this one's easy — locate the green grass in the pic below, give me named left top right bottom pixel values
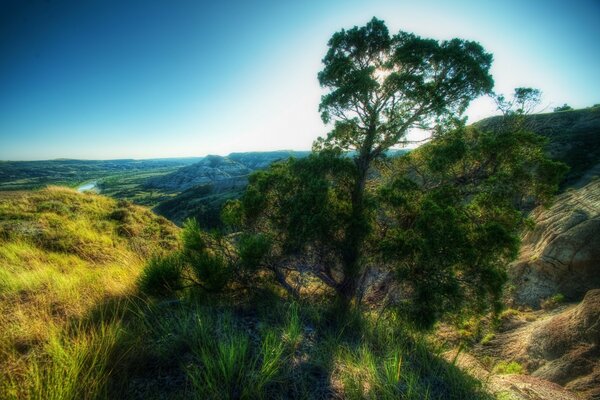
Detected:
left=493, top=361, right=524, bottom=375
left=0, top=187, right=178, bottom=399
left=0, top=188, right=492, bottom=399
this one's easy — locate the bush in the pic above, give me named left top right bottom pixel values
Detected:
left=189, top=252, right=232, bottom=292
left=238, top=233, right=271, bottom=270
left=138, top=254, right=183, bottom=296
left=541, top=293, right=565, bottom=310
left=493, top=360, right=524, bottom=375
left=554, top=104, right=573, bottom=112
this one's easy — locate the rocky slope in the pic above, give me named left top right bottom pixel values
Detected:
left=509, top=179, right=600, bottom=307
left=475, top=290, right=600, bottom=399
left=444, top=108, right=600, bottom=399
left=145, top=154, right=251, bottom=192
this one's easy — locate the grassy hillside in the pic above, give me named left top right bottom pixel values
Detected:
left=0, top=188, right=488, bottom=399
left=0, top=187, right=178, bottom=399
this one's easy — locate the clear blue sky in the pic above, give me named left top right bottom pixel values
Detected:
left=1, top=0, right=598, bottom=160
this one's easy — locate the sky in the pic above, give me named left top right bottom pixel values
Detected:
left=0, top=0, right=599, bottom=160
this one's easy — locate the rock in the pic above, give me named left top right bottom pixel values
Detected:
left=444, top=350, right=578, bottom=400
left=478, top=290, right=600, bottom=399
left=509, top=179, right=600, bottom=308
left=528, top=290, right=600, bottom=398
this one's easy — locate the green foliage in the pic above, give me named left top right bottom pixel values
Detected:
left=181, top=218, right=206, bottom=252
left=316, top=17, right=493, bottom=154
left=138, top=253, right=183, bottom=296
left=314, top=17, right=494, bottom=301
left=241, top=151, right=355, bottom=253
left=554, top=103, right=573, bottom=112
left=238, top=233, right=271, bottom=270
left=376, top=118, right=566, bottom=327
left=493, top=360, right=524, bottom=375
left=223, top=18, right=566, bottom=329
left=221, top=199, right=245, bottom=228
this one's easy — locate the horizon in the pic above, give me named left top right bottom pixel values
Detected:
left=1, top=0, right=599, bottom=160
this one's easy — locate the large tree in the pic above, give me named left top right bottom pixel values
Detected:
left=142, top=20, right=565, bottom=327
left=314, top=17, right=494, bottom=299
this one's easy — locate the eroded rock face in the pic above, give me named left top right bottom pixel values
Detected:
left=510, top=179, right=600, bottom=308
left=528, top=290, right=600, bottom=396
left=480, top=290, right=600, bottom=399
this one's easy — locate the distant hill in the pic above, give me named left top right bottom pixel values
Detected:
left=146, top=151, right=310, bottom=192
left=148, top=151, right=310, bottom=226
left=0, top=158, right=203, bottom=191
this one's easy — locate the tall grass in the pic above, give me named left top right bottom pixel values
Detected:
left=0, top=188, right=177, bottom=399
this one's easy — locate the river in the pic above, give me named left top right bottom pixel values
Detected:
left=77, top=181, right=99, bottom=193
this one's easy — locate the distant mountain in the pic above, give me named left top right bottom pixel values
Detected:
left=145, top=151, right=310, bottom=192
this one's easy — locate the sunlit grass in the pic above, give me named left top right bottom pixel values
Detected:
left=0, top=187, right=177, bottom=399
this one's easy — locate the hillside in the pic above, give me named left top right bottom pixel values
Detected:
left=477, top=107, right=600, bottom=187
left=0, top=187, right=178, bottom=398
left=0, top=188, right=490, bottom=399
left=149, top=151, right=310, bottom=226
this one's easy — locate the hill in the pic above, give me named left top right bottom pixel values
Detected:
left=0, top=187, right=178, bottom=398
left=0, top=188, right=489, bottom=399
left=477, top=107, right=600, bottom=187
left=146, top=151, right=310, bottom=192
left=149, top=151, right=310, bottom=227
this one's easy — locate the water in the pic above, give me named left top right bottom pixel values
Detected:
left=77, top=181, right=98, bottom=193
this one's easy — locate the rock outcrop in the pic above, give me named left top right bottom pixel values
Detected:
left=509, top=179, right=600, bottom=308
left=445, top=350, right=579, bottom=400
left=478, top=289, right=600, bottom=399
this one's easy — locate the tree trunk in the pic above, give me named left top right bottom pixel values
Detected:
left=339, top=153, right=370, bottom=303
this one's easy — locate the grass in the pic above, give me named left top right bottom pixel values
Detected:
left=540, top=293, right=566, bottom=310
left=0, top=188, right=492, bottom=399
left=493, top=361, right=524, bottom=375
left=0, top=187, right=177, bottom=399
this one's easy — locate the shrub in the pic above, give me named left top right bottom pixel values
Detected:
left=494, top=360, right=524, bottom=374
left=553, top=104, right=573, bottom=112
left=138, top=254, right=183, bottom=296
left=238, top=233, right=271, bottom=271
left=188, top=252, right=232, bottom=292
left=541, top=293, right=565, bottom=310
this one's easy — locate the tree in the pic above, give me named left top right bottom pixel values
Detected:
left=314, top=17, right=494, bottom=300
left=554, top=103, right=573, bottom=112
left=147, top=19, right=565, bottom=328
left=375, top=106, right=567, bottom=327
